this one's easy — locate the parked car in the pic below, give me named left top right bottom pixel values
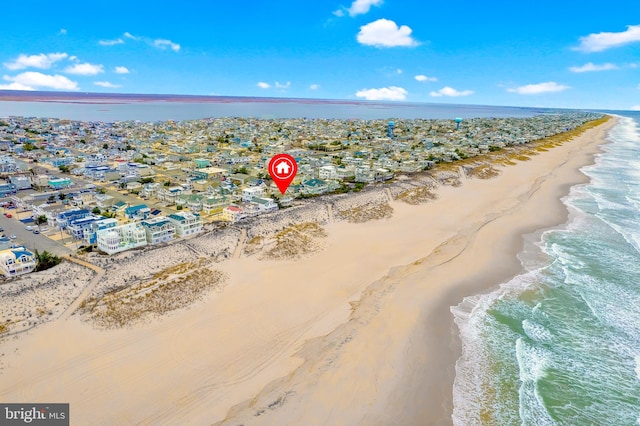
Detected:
left=25, top=226, right=33, bottom=231
left=40, top=226, right=49, bottom=232
left=0, top=227, right=4, bottom=232
left=9, top=234, right=16, bottom=239
left=4, top=213, right=12, bottom=218
left=32, top=229, right=40, bottom=234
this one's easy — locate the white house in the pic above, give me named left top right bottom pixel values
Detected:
left=318, top=165, right=337, bottom=180
left=0, top=246, right=36, bottom=278
left=140, top=216, right=177, bottom=244
left=166, top=212, right=203, bottom=237
left=96, top=223, right=148, bottom=255
left=241, top=186, right=265, bottom=202
left=251, top=197, right=278, bottom=212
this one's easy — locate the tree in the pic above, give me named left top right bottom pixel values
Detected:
left=35, top=215, right=47, bottom=225
left=58, top=165, right=70, bottom=173
left=58, top=193, right=67, bottom=201
left=47, top=195, right=56, bottom=202
left=34, top=250, right=61, bottom=272
left=92, top=207, right=101, bottom=215
left=23, top=142, right=36, bottom=151
left=102, top=143, right=109, bottom=150
left=96, top=187, right=106, bottom=194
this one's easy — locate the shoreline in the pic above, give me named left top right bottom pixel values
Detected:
left=0, top=118, right=617, bottom=425
left=216, top=117, right=618, bottom=425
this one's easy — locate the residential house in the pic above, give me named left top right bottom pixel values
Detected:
left=140, top=216, right=177, bottom=244
left=48, top=177, right=72, bottom=190
left=301, top=178, right=329, bottom=195
left=57, top=208, right=90, bottom=229
left=86, top=218, right=118, bottom=245
left=96, top=222, right=148, bottom=255
left=242, top=186, right=265, bottom=202
left=251, top=197, right=278, bottom=212
left=124, top=204, right=151, bottom=220
left=0, top=246, right=36, bottom=278
left=221, top=205, right=245, bottom=222
left=166, top=212, right=203, bottom=237
left=9, top=175, right=32, bottom=190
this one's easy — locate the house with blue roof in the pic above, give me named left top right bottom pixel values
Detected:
left=67, top=215, right=101, bottom=241
left=124, top=204, right=151, bottom=220
left=140, top=216, right=177, bottom=244
left=166, top=212, right=203, bottom=237
left=86, top=218, right=118, bottom=244
left=57, top=208, right=90, bottom=229
left=0, top=246, right=36, bottom=278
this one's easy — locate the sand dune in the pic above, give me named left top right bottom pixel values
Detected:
left=0, top=118, right=616, bottom=425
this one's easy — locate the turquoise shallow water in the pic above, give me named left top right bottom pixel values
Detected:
left=452, top=114, right=640, bottom=425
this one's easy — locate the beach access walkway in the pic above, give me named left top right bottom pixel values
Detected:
left=59, top=255, right=105, bottom=320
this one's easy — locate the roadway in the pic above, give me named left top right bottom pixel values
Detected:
left=0, top=210, right=72, bottom=257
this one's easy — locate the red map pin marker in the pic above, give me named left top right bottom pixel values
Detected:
left=268, top=153, right=298, bottom=194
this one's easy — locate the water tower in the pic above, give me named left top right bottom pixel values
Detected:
left=387, top=121, right=395, bottom=138
left=455, top=117, right=463, bottom=130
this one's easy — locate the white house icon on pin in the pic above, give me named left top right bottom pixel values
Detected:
left=275, top=161, right=291, bottom=175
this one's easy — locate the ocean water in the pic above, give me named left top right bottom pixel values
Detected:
left=452, top=114, right=640, bottom=425
left=0, top=97, right=559, bottom=122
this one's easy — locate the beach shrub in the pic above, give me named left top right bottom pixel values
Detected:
left=34, top=250, right=61, bottom=272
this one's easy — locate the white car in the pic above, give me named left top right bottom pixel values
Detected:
left=25, top=226, right=33, bottom=231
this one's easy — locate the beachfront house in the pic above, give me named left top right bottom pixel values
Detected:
left=96, top=222, right=148, bottom=255
left=301, top=178, right=329, bottom=195
left=166, top=212, right=203, bottom=237
left=0, top=246, right=36, bottom=278
left=221, top=205, right=246, bottom=222
left=86, top=218, right=118, bottom=245
left=251, top=197, right=278, bottom=212
left=140, top=216, right=177, bottom=244
left=241, top=186, right=265, bottom=202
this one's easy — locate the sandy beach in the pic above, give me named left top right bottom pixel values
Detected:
left=0, top=117, right=616, bottom=425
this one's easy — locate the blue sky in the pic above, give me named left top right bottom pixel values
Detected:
left=0, top=0, right=639, bottom=110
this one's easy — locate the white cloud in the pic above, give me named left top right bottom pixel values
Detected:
left=569, top=62, right=618, bottom=73
left=429, top=86, right=474, bottom=97
left=123, top=32, right=138, bottom=40
left=631, top=105, right=640, bottom=111
left=348, top=0, right=383, bottom=16
left=507, top=81, right=569, bottom=95
left=94, top=81, right=121, bottom=88
left=275, top=81, right=291, bottom=89
left=257, top=82, right=271, bottom=89
left=154, top=39, right=180, bottom=52
left=0, top=82, right=36, bottom=91
left=355, top=86, right=407, bottom=101
left=114, top=66, right=130, bottom=74
left=576, top=25, right=640, bottom=52
left=415, top=74, right=437, bottom=82
left=396, top=68, right=403, bottom=74
left=64, top=62, right=104, bottom=76
left=59, top=29, right=67, bottom=35
left=332, top=9, right=345, bottom=17
left=3, top=72, right=78, bottom=90
left=357, top=19, right=418, bottom=48
left=4, top=53, right=68, bottom=70
left=310, top=84, right=319, bottom=90
left=99, top=38, right=124, bottom=46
